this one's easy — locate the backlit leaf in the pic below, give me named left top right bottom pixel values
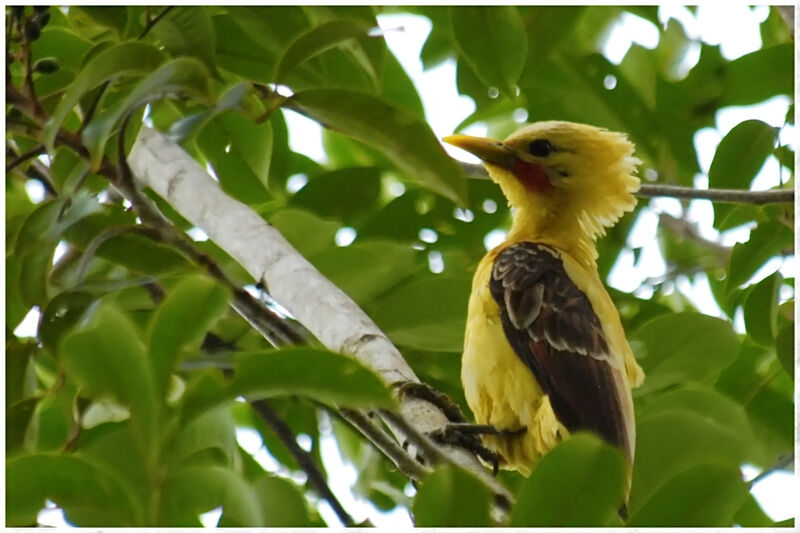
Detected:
left=288, top=88, right=467, bottom=205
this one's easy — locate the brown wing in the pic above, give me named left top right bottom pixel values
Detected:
left=489, top=242, right=632, bottom=460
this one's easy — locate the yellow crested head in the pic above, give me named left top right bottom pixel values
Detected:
left=444, top=121, right=640, bottom=267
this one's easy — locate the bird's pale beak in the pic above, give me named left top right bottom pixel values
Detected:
left=443, top=134, right=515, bottom=170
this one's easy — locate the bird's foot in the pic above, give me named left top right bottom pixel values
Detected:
left=441, top=422, right=527, bottom=439
left=428, top=423, right=504, bottom=476
left=392, top=381, right=468, bottom=423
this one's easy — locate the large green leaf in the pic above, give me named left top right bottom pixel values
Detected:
left=6, top=453, right=142, bottom=526
left=169, top=405, right=238, bottom=469
left=775, top=322, right=794, bottom=380
left=82, top=57, right=212, bottom=169
left=212, top=13, right=276, bottom=84
left=743, top=272, right=782, bottom=345
left=369, top=275, right=471, bottom=352
left=268, top=208, right=339, bottom=257
left=42, top=42, right=165, bottom=151
left=412, top=465, right=490, bottom=526
left=60, top=302, right=159, bottom=458
left=70, top=6, right=129, bottom=39
left=709, top=120, right=778, bottom=227
left=726, top=221, right=793, bottom=291
left=151, top=7, right=219, bottom=77
left=629, top=464, right=749, bottom=526
left=630, top=312, right=740, bottom=394
left=287, top=88, right=467, bottom=205
left=160, top=466, right=262, bottom=526
left=39, top=290, right=97, bottom=354
left=722, top=43, right=793, bottom=106
left=231, top=348, right=393, bottom=408
left=451, top=6, right=527, bottom=99
left=275, top=19, right=371, bottom=83
left=310, top=240, right=421, bottom=305
left=630, top=404, right=750, bottom=516
left=510, top=433, right=627, bottom=527
left=289, top=166, right=381, bottom=221
left=196, top=110, right=273, bottom=204
left=253, top=475, right=314, bottom=526
left=148, top=274, right=231, bottom=396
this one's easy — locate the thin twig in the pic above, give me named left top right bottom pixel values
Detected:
left=458, top=161, right=795, bottom=205
left=138, top=6, right=174, bottom=39
left=5, top=143, right=44, bottom=172
left=17, top=13, right=43, bottom=117
left=747, top=452, right=794, bottom=488
left=637, top=184, right=794, bottom=205
left=250, top=399, right=355, bottom=527
left=339, top=408, right=431, bottom=481
left=78, top=81, right=110, bottom=134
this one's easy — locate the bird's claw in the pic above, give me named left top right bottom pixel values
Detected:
left=392, top=381, right=468, bottom=423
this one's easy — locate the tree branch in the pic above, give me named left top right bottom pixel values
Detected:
left=127, top=126, right=513, bottom=516
left=457, top=161, right=795, bottom=205
left=250, top=399, right=356, bottom=527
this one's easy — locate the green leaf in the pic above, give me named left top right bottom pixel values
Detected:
left=775, top=322, right=794, bottom=380
left=151, top=7, right=219, bottom=78
left=39, top=290, right=97, bottom=354
left=268, top=208, right=338, bottom=257
left=14, top=193, right=101, bottom=255
left=310, top=240, right=421, bottom=305
left=451, top=7, right=527, bottom=99
left=170, top=405, right=238, bottom=468
left=630, top=407, right=749, bottom=516
left=510, top=433, right=627, bottom=526
left=6, top=453, right=142, bottom=526
left=289, top=166, right=381, bottom=221
left=82, top=57, right=212, bottom=169
left=212, top=13, right=276, bottom=84
left=160, top=466, right=262, bottom=526
left=722, top=44, right=793, bottom=106
left=369, top=275, right=471, bottom=352
left=19, top=243, right=56, bottom=308
left=726, top=221, right=792, bottom=290
left=7, top=398, right=38, bottom=455
left=71, top=6, right=129, bottom=39
left=629, top=464, right=748, bottom=526
left=149, top=274, right=231, bottom=396
left=744, top=272, right=782, bottom=345
left=734, top=494, right=774, bottom=527
left=630, top=312, right=740, bottom=394
left=288, top=88, right=468, bottom=205
left=166, top=82, right=251, bottom=142
left=710, top=120, right=777, bottom=227
left=42, top=42, right=165, bottom=151
left=196, top=110, right=273, bottom=204
left=275, top=19, right=371, bottom=83
left=253, top=475, right=314, bottom=526
left=231, top=348, right=393, bottom=408
left=413, top=465, right=490, bottom=526
left=60, top=303, right=158, bottom=457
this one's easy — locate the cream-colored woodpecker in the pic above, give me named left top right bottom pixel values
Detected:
left=444, top=121, right=645, bottom=506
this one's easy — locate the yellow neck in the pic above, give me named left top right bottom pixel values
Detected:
left=505, top=197, right=599, bottom=270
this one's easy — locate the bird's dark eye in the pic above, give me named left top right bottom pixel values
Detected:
left=528, top=139, right=554, bottom=157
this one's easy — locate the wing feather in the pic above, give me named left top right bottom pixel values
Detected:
left=489, top=242, right=633, bottom=461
